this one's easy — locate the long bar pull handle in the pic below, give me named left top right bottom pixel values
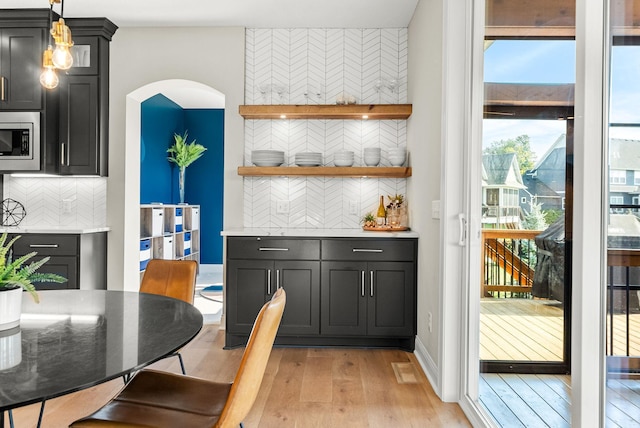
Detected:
left=458, top=213, right=467, bottom=246
left=267, top=269, right=272, bottom=294
left=258, top=247, right=289, bottom=252
left=361, top=270, right=365, bottom=297
left=370, top=271, right=374, bottom=297
left=276, top=269, right=281, bottom=290
left=353, top=248, right=383, bottom=253
left=61, top=143, right=66, bottom=166
left=29, top=244, right=59, bottom=248
left=0, top=77, right=5, bottom=101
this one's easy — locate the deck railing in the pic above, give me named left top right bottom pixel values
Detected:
left=607, top=249, right=640, bottom=360
left=481, top=229, right=542, bottom=297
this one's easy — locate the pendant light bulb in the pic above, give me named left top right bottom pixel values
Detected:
left=51, top=18, right=74, bottom=70
left=40, top=45, right=58, bottom=89
left=52, top=45, right=73, bottom=70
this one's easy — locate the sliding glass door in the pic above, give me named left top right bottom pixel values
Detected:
left=479, top=12, right=575, bottom=375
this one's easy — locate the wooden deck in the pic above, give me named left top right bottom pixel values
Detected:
left=481, top=297, right=640, bottom=361
left=480, top=374, right=640, bottom=427
left=481, top=298, right=564, bottom=361
left=480, top=298, right=640, bottom=427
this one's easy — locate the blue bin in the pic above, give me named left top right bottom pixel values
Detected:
left=140, top=239, right=151, bottom=270
left=175, top=207, right=183, bottom=232
left=184, top=231, right=191, bottom=255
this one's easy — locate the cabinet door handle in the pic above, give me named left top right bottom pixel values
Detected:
left=258, top=247, right=289, bottom=252
left=29, top=244, right=59, bottom=248
left=61, top=143, right=66, bottom=166
left=276, top=269, right=281, bottom=290
left=361, top=270, right=365, bottom=296
left=353, top=248, right=383, bottom=253
left=267, top=269, right=272, bottom=294
left=0, top=77, right=5, bottom=101
left=370, top=271, right=374, bottom=297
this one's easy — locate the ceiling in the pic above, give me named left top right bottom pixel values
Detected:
left=2, top=0, right=419, bottom=28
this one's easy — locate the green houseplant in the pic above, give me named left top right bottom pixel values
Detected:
left=167, top=131, right=207, bottom=204
left=0, top=233, right=67, bottom=331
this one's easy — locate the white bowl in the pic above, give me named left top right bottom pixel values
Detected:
left=389, top=157, right=405, bottom=166
left=364, top=157, right=380, bottom=166
left=334, top=159, right=354, bottom=167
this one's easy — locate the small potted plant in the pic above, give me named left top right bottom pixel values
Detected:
left=0, top=233, right=67, bottom=331
left=361, top=212, right=376, bottom=228
left=167, top=131, right=207, bottom=204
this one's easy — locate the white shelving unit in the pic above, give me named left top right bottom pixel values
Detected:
left=140, top=204, right=200, bottom=272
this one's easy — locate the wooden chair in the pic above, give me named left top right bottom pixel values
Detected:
left=70, top=288, right=286, bottom=428
left=140, top=259, right=198, bottom=374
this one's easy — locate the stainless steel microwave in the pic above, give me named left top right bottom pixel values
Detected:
left=0, top=111, right=40, bottom=171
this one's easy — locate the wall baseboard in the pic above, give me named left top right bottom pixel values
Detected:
left=414, top=335, right=441, bottom=398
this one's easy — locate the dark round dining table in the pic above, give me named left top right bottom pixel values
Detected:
left=0, top=290, right=203, bottom=418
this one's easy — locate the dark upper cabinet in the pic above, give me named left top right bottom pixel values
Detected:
left=0, top=27, right=44, bottom=110
left=58, top=74, right=99, bottom=175
left=54, top=19, right=116, bottom=176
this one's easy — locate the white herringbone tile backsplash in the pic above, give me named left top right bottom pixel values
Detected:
left=244, top=28, right=409, bottom=229
left=3, top=176, right=107, bottom=228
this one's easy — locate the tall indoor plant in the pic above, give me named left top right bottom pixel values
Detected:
left=167, top=131, right=207, bottom=204
left=0, top=234, right=67, bottom=331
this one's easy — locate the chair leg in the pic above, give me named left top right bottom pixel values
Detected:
left=177, top=352, right=186, bottom=375
left=36, top=401, right=45, bottom=428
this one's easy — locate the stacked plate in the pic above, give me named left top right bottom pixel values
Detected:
left=251, top=150, right=284, bottom=166
left=333, top=150, right=354, bottom=167
left=295, top=152, right=323, bottom=166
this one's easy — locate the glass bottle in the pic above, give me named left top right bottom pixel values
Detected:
left=376, top=196, right=386, bottom=226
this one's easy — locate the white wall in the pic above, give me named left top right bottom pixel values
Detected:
left=108, top=27, right=245, bottom=290
left=407, top=0, right=444, bottom=389
left=243, top=29, right=409, bottom=229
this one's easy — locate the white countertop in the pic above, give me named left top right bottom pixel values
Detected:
left=221, top=228, right=419, bottom=238
left=0, top=226, right=110, bottom=234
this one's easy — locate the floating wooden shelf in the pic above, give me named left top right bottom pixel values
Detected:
left=237, top=166, right=412, bottom=178
left=238, top=104, right=412, bottom=120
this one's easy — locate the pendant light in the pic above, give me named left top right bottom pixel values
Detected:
left=39, top=45, right=58, bottom=89
left=40, top=0, right=74, bottom=89
left=39, top=1, right=59, bottom=89
left=50, top=0, right=74, bottom=70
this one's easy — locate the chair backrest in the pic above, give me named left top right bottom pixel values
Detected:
left=215, top=288, right=286, bottom=428
left=140, top=259, right=198, bottom=304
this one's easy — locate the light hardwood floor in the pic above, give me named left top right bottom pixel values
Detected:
left=5, top=325, right=470, bottom=427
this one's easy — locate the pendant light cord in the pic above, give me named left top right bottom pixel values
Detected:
left=48, top=2, right=53, bottom=44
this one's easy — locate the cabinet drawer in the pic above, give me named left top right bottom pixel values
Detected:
left=227, top=237, right=320, bottom=260
left=321, top=239, right=416, bottom=262
left=12, top=234, right=79, bottom=256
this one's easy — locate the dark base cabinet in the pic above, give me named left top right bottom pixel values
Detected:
left=225, top=236, right=417, bottom=350
left=10, top=232, right=107, bottom=290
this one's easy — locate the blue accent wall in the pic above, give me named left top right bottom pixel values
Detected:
left=140, top=94, right=224, bottom=264
left=140, top=94, right=183, bottom=204
left=183, top=109, right=225, bottom=264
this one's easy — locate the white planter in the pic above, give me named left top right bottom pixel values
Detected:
left=0, top=327, right=21, bottom=369
left=0, top=287, right=22, bottom=331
